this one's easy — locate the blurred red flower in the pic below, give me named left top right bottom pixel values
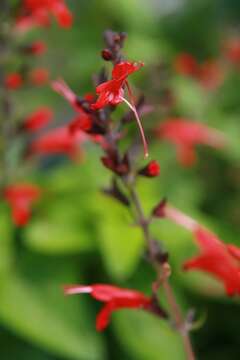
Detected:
left=28, top=41, right=47, bottom=56
left=24, top=107, right=53, bottom=132
left=23, top=0, right=73, bottom=29
left=174, top=53, right=224, bottom=90
left=4, top=184, right=41, bottom=226
left=174, top=53, right=199, bottom=77
left=198, top=60, right=223, bottom=90
left=223, top=38, right=240, bottom=65
left=29, top=68, right=49, bottom=86
left=156, top=118, right=225, bottom=166
left=31, top=125, right=86, bottom=159
left=64, top=284, right=151, bottom=331
left=4, top=73, right=23, bottom=90
left=184, top=227, right=240, bottom=296
left=52, top=79, right=83, bottom=113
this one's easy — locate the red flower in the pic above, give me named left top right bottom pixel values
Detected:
left=183, top=227, right=240, bottom=296
left=22, top=0, right=72, bottom=29
left=227, top=244, right=240, bottom=261
left=155, top=203, right=240, bottom=296
left=198, top=60, right=223, bottom=90
left=4, top=73, right=23, bottom=90
left=139, top=160, right=160, bottom=177
left=156, top=118, right=226, bottom=166
left=28, top=41, right=47, bottom=56
left=91, top=61, right=143, bottom=110
left=64, top=284, right=152, bottom=331
left=24, top=107, right=53, bottom=132
left=29, top=68, right=49, bottom=86
left=15, top=11, right=50, bottom=33
left=92, top=61, right=148, bottom=158
left=223, top=38, right=240, bottom=65
left=31, top=125, right=85, bottom=159
left=174, top=53, right=199, bottom=77
left=4, top=184, right=40, bottom=226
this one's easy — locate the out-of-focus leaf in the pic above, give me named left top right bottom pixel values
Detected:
left=0, top=260, right=105, bottom=360
left=0, top=205, right=14, bottom=275
left=24, top=156, right=104, bottom=254
left=172, top=77, right=206, bottom=118
left=113, top=310, right=185, bottom=360
left=24, top=218, right=95, bottom=254
left=93, top=194, right=144, bottom=280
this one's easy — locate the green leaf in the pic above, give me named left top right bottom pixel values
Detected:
left=0, top=205, right=14, bottom=276
left=0, top=261, right=105, bottom=360
left=113, top=310, right=185, bottom=360
left=24, top=218, right=95, bottom=254
left=93, top=194, right=144, bottom=280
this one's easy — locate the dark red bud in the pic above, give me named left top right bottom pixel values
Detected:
left=101, top=49, right=113, bottom=61
left=139, top=160, right=160, bottom=177
left=152, top=198, right=167, bottom=218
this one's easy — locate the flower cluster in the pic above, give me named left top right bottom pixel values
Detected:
left=2, top=0, right=73, bottom=227
left=16, top=0, right=73, bottom=32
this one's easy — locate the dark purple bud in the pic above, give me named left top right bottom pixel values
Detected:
left=101, top=49, right=113, bottom=61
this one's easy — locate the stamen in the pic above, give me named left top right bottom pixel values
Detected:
left=120, top=94, right=149, bottom=158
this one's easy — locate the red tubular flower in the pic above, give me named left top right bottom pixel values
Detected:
left=139, top=160, right=160, bottom=177
left=156, top=118, right=226, bottom=166
left=174, top=53, right=199, bottom=77
left=4, top=184, right=40, bottom=226
left=64, top=284, right=152, bottom=331
left=183, top=228, right=240, bottom=296
left=92, top=61, right=148, bottom=158
left=29, top=68, right=49, bottom=86
left=226, top=244, right=240, bottom=261
left=155, top=203, right=240, bottom=296
left=24, top=107, right=53, bottom=132
left=91, top=61, right=143, bottom=110
left=4, top=73, right=23, bottom=90
left=31, top=125, right=85, bottom=159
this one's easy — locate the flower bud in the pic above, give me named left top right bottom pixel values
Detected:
left=101, top=49, right=113, bottom=61
left=152, top=198, right=167, bottom=218
left=139, top=160, right=160, bottom=177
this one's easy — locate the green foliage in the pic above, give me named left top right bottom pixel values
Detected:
left=1, top=0, right=240, bottom=359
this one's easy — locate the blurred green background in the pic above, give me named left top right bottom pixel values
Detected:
left=1, top=0, right=240, bottom=359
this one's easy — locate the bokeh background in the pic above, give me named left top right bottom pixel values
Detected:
left=1, top=0, right=240, bottom=359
